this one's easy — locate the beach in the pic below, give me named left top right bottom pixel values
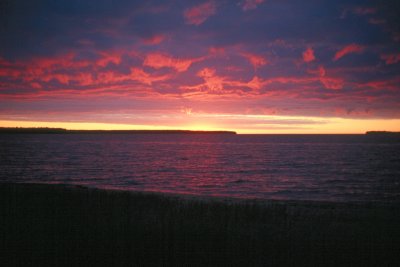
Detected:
left=1, top=183, right=399, bottom=266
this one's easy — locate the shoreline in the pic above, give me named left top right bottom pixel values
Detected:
left=1, top=183, right=399, bottom=266
left=4, top=181, right=398, bottom=206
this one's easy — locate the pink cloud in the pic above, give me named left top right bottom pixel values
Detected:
left=41, top=73, right=71, bottom=84
left=305, top=65, right=345, bottom=90
left=0, top=53, right=92, bottom=86
left=0, top=50, right=175, bottom=94
left=245, top=76, right=265, bottom=90
left=130, top=68, right=171, bottom=85
left=359, top=77, right=400, bottom=91
left=320, top=77, right=344, bottom=90
left=333, top=44, right=364, bottom=61
left=269, top=77, right=316, bottom=86
left=197, top=67, right=216, bottom=78
left=182, top=68, right=267, bottom=93
left=318, top=66, right=326, bottom=77
left=302, top=47, right=315, bottom=63
left=36, top=71, right=96, bottom=87
left=240, top=52, right=267, bottom=68
left=183, top=67, right=328, bottom=95
left=96, top=51, right=122, bottom=67
left=75, top=73, right=94, bottom=86
left=29, top=52, right=90, bottom=70
left=184, top=1, right=216, bottom=26
left=141, top=34, right=166, bottom=45
left=30, top=82, right=42, bottom=89
left=225, top=76, right=267, bottom=91
left=241, top=0, right=265, bottom=11
left=196, top=67, right=225, bottom=91
left=143, top=53, right=202, bottom=72
left=97, top=71, right=132, bottom=85
left=180, top=107, right=192, bottom=115
left=381, top=54, right=400, bottom=65
left=307, top=65, right=344, bottom=90
left=209, top=46, right=225, bottom=55
left=307, top=66, right=326, bottom=77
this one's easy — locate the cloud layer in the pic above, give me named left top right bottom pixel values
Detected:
left=0, top=0, right=399, bottom=131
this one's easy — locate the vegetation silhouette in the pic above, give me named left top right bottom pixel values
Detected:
left=0, top=127, right=236, bottom=134
left=1, top=183, right=399, bottom=266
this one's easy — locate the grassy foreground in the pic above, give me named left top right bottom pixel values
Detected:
left=1, top=183, right=399, bottom=266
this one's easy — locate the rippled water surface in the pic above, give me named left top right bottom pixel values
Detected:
left=1, top=134, right=399, bottom=202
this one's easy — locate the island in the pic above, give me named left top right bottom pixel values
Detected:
left=366, top=131, right=400, bottom=135
left=0, top=127, right=237, bottom=135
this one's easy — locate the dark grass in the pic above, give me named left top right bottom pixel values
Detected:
left=1, top=183, right=399, bottom=266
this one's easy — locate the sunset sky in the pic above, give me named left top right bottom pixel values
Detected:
left=1, top=0, right=399, bottom=133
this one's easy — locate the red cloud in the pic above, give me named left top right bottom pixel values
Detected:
left=143, top=53, right=203, bottom=72
left=302, top=47, right=315, bottom=63
left=184, top=1, right=216, bottom=26
left=241, top=0, right=265, bottom=11
left=240, top=52, right=267, bottom=68
left=333, top=44, right=364, bottom=61
left=381, top=54, right=400, bottom=65
left=0, top=66, right=21, bottom=79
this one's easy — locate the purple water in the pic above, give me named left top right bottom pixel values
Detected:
left=1, top=134, right=399, bottom=202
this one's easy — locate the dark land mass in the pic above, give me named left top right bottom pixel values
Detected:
left=366, top=131, right=400, bottom=135
left=0, top=127, right=236, bottom=134
left=1, top=183, right=399, bottom=267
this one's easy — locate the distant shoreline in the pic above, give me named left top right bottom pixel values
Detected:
left=365, top=131, right=400, bottom=135
left=2, top=127, right=400, bottom=135
left=0, top=127, right=236, bottom=135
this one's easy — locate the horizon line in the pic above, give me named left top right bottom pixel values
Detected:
left=2, top=126, right=397, bottom=135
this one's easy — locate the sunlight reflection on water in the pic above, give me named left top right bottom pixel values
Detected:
left=1, top=134, right=399, bottom=202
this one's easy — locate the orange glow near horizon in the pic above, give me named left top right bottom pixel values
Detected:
left=1, top=116, right=399, bottom=134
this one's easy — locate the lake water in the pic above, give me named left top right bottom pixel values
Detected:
left=1, top=134, right=399, bottom=202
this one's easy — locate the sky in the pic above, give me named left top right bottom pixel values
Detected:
left=0, top=0, right=399, bottom=133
